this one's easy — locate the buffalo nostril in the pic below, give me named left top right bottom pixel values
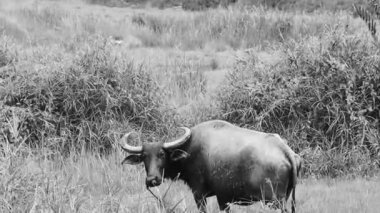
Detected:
left=146, top=176, right=161, bottom=187
left=146, top=176, right=156, bottom=186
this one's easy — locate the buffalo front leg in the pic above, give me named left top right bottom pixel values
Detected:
left=194, top=193, right=207, bottom=213
left=216, top=197, right=230, bottom=213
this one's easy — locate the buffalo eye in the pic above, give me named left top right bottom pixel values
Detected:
left=158, top=150, right=165, bottom=159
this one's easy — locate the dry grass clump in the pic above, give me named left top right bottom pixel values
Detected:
left=302, top=147, right=378, bottom=177
left=1, top=38, right=173, bottom=153
left=0, top=43, right=16, bottom=68
left=0, top=145, right=38, bottom=212
left=218, top=29, right=380, bottom=177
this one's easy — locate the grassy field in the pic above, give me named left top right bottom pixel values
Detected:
left=1, top=145, right=380, bottom=212
left=1, top=0, right=379, bottom=212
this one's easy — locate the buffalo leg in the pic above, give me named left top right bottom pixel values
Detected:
left=280, top=197, right=289, bottom=213
left=194, top=193, right=207, bottom=213
left=216, top=197, right=230, bottom=213
left=268, top=199, right=288, bottom=213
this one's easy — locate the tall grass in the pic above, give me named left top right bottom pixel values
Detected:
left=1, top=36, right=176, bottom=153
left=0, top=0, right=378, bottom=175
left=1, top=145, right=379, bottom=212
left=131, top=8, right=354, bottom=49
left=218, top=27, right=380, bottom=177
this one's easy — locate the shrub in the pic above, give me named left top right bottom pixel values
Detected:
left=218, top=31, right=380, bottom=176
left=1, top=39, right=172, bottom=153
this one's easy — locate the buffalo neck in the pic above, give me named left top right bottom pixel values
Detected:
left=163, top=159, right=187, bottom=181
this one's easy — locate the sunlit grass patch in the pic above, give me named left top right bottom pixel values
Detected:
left=298, top=177, right=380, bottom=213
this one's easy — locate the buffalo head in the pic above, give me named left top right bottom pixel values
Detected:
left=120, top=127, right=191, bottom=187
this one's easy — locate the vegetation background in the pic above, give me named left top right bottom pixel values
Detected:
left=1, top=0, right=379, bottom=212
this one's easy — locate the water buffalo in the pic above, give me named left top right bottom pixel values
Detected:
left=120, top=120, right=301, bottom=213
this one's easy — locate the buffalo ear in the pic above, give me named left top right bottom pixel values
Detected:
left=122, top=154, right=142, bottom=165
left=170, top=149, right=190, bottom=161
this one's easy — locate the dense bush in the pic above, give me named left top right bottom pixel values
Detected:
left=0, top=39, right=172, bottom=153
left=218, top=31, right=380, bottom=176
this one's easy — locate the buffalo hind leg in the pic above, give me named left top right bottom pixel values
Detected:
left=267, top=198, right=288, bottom=213
left=194, top=194, right=207, bottom=213
left=277, top=198, right=289, bottom=213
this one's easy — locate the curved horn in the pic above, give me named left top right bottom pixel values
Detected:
left=119, top=132, right=143, bottom=153
left=163, top=127, right=191, bottom=149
